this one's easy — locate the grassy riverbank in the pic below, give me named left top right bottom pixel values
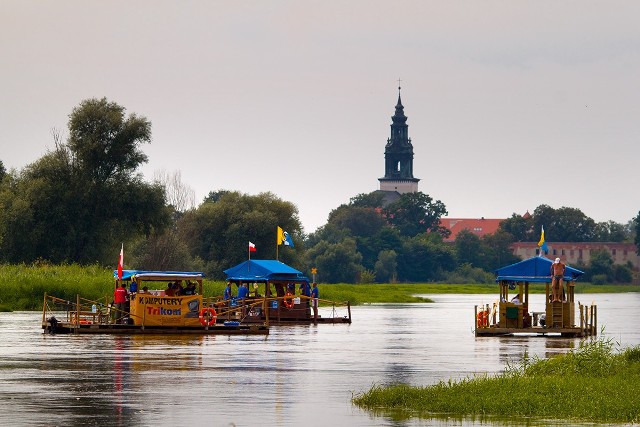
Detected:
left=353, top=338, right=640, bottom=424
left=0, top=263, right=637, bottom=311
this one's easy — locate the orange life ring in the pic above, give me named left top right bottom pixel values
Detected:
left=283, top=292, right=295, bottom=309
left=199, top=307, right=217, bottom=326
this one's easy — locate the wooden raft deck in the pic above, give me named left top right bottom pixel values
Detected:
left=475, top=325, right=596, bottom=338
left=42, top=320, right=269, bottom=335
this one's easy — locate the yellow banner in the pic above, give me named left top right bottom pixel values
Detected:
left=130, top=295, right=203, bottom=326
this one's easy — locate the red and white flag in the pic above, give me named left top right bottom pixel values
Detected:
left=248, top=241, right=256, bottom=252
left=117, top=244, right=124, bottom=280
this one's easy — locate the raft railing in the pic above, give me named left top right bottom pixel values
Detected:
left=205, top=294, right=352, bottom=324
left=42, top=293, right=115, bottom=328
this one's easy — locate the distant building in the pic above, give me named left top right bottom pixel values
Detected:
left=440, top=217, right=504, bottom=243
left=378, top=85, right=419, bottom=196
left=511, top=242, right=640, bottom=271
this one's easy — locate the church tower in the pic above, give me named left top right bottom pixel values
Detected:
left=378, top=85, right=420, bottom=193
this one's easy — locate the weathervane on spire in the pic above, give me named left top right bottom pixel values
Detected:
left=397, top=78, right=402, bottom=92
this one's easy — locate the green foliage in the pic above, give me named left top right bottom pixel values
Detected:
left=499, top=213, right=532, bottom=242
left=328, top=205, right=386, bottom=237
left=593, top=220, right=628, bottom=242
left=501, top=204, right=630, bottom=244
left=68, top=97, right=150, bottom=183
left=179, top=191, right=302, bottom=278
left=454, top=229, right=483, bottom=267
left=359, top=269, right=375, bottom=284
left=397, top=233, right=456, bottom=281
left=444, top=263, right=494, bottom=284
left=307, top=238, right=363, bottom=283
left=349, top=192, right=387, bottom=208
left=0, top=262, right=113, bottom=309
left=0, top=98, right=169, bottom=265
left=374, top=250, right=397, bottom=283
left=613, top=263, right=633, bottom=283
left=383, top=192, right=449, bottom=238
left=353, top=338, right=640, bottom=424
left=128, top=228, right=201, bottom=271
left=591, top=274, right=608, bottom=285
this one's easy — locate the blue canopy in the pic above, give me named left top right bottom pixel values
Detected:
left=114, top=270, right=205, bottom=281
left=495, top=256, right=583, bottom=283
left=224, top=260, right=308, bottom=283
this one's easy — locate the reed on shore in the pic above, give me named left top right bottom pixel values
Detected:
left=352, top=337, right=640, bottom=424
left=0, top=263, right=636, bottom=311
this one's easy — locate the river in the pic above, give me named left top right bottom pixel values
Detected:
left=0, top=293, right=638, bottom=426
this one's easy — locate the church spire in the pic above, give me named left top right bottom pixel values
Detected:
left=378, top=81, right=420, bottom=194
left=393, top=84, right=407, bottom=126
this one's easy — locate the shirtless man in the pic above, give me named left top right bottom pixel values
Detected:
left=550, top=257, right=566, bottom=302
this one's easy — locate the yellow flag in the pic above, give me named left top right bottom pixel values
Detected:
left=537, top=225, right=545, bottom=247
left=277, top=226, right=285, bottom=245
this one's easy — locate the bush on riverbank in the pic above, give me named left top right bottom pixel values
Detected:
left=0, top=263, right=113, bottom=310
left=352, top=337, right=640, bottom=424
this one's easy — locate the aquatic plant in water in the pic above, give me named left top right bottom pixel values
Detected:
left=353, top=335, right=640, bottom=424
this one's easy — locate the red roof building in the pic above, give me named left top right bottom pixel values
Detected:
left=440, top=217, right=504, bottom=243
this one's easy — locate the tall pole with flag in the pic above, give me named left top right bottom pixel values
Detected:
left=117, top=244, right=124, bottom=281
left=276, top=226, right=284, bottom=260
left=276, top=226, right=294, bottom=260
left=537, top=226, right=548, bottom=256
left=248, top=241, right=256, bottom=272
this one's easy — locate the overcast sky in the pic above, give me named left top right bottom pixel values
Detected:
left=2, top=1, right=639, bottom=233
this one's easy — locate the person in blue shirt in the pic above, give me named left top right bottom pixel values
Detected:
left=223, top=282, right=233, bottom=300
left=129, top=276, right=138, bottom=294
left=311, top=282, right=319, bottom=322
left=299, top=281, right=311, bottom=306
left=237, top=283, right=249, bottom=299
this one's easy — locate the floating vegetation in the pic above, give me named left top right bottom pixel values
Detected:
left=353, top=336, right=640, bottom=424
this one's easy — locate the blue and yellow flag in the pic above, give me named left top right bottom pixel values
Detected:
left=277, top=226, right=294, bottom=247
left=537, top=226, right=548, bottom=254
left=277, top=226, right=285, bottom=245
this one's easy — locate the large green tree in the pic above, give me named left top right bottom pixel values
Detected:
left=499, top=213, right=533, bottom=242
left=501, top=205, right=611, bottom=243
left=178, top=191, right=302, bottom=278
left=306, top=238, right=363, bottom=283
left=0, top=98, right=169, bottom=264
left=383, top=192, right=449, bottom=238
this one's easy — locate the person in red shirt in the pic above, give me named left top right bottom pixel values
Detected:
left=113, top=283, right=128, bottom=324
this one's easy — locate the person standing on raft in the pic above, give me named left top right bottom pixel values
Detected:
left=550, top=257, right=566, bottom=302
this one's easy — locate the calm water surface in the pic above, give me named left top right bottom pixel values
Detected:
left=1, top=293, right=638, bottom=427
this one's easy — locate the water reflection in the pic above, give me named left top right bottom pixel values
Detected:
left=0, top=293, right=638, bottom=426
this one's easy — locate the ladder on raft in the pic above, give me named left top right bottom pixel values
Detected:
left=551, top=301, right=563, bottom=327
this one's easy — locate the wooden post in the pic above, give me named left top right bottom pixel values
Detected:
left=593, top=305, right=597, bottom=335
left=474, top=305, right=478, bottom=336
left=42, top=292, right=47, bottom=325
left=75, top=294, right=81, bottom=332
left=579, top=304, right=584, bottom=336
left=347, top=301, right=351, bottom=323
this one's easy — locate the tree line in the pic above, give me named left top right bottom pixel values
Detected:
left=1, top=98, right=638, bottom=283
